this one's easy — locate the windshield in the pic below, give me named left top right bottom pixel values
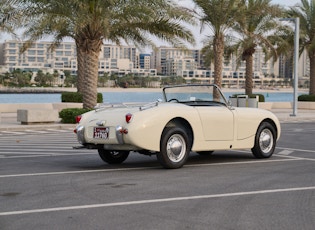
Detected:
left=163, top=84, right=228, bottom=105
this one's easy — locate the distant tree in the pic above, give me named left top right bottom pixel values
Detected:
left=52, top=70, right=59, bottom=85
left=98, top=73, right=110, bottom=87
left=34, top=70, right=52, bottom=86
left=287, top=0, right=315, bottom=95
left=193, top=0, right=241, bottom=90
left=228, top=0, right=283, bottom=95
left=8, top=69, right=32, bottom=87
left=64, top=74, right=76, bottom=87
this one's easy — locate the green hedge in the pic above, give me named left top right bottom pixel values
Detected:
left=231, top=94, right=265, bottom=102
left=59, top=108, right=91, bottom=124
left=298, top=94, right=315, bottom=101
left=61, top=92, right=103, bottom=103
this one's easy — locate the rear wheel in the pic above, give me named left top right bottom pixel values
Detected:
left=157, top=127, right=191, bottom=169
left=251, top=122, right=276, bottom=158
left=98, top=148, right=130, bottom=164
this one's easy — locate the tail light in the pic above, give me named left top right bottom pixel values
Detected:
left=75, top=115, right=82, bottom=123
left=125, top=113, right=133, bottom=123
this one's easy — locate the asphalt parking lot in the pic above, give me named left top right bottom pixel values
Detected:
left=0, top=122, right=314, bottom=230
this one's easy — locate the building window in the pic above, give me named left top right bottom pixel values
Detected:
left=28, top=50, right=36, bottom=55
left=28, top=57, right=36, bottom=62
left=56, top=51, right=63, bottom=56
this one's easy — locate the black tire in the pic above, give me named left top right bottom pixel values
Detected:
left=157, top=127, right=191, bottom=169
left=251, top=122, right=276, bottom=158
left=197, top=151, right=214, bottom=156
left=98, top=148, right=130, bottom=164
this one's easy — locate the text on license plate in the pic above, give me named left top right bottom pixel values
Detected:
left=93, top=127, right=109, bottom=139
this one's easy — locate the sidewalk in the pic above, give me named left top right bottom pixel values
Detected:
left=0, top=109, right=314, bottom=132
left=0, top=112, right=75, bottom=131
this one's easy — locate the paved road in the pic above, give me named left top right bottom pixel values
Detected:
left=0, top=123, right=314, bottom=230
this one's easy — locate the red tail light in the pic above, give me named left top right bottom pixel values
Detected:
left=125, top=113, right=133, bottom=123
left=75, top=115, right=82, bottom=123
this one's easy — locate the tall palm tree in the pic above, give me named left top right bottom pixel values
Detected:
left=23, top=0, right=195, bottom=108
left=229, top=0, right=283, bottom=95
left=287, top=0, right=315, bottom=95
left=193, top=0, right=241, bottom=90
left=0, top=0, right=25, bottom=39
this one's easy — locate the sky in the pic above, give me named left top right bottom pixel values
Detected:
left=272, top=0, right=300, bottom=6
left=0, top=0, right=304, bottom=48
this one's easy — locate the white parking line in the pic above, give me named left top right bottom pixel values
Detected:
left=0, top=158, right=302, bottom=179
left=1, top=131, right=25, bottom=135
left=0, top=152, right=94, bottom=159
left=276, top=154, right=315, bottom=161
left=277, top=147, right=315, bottom=153
left=46, top=129, right=72, bottom=132
left=25, top=130, right=49, bottom=134
left=1, top=186, right=315, bottom=216
left=277, top=150, right=294, bottom=155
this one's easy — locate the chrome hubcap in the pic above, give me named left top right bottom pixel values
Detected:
left=259, top=129, right=273, bottom=153
left=166, top=134, right=186, bottom=162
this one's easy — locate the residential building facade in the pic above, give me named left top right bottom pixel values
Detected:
left=0, top=40, right=307, bottom=88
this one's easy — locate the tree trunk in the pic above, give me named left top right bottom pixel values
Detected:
left=213, top=33, right=224, bottom=99
left=309, top=53, right=315, bottom=95
left=244, top=54, right=254, bottom=95
left=76, top=43, right=85, bottom=94
left=82, top=40, right=101, bottom=109
left=213, top=34, right=224, bottom=88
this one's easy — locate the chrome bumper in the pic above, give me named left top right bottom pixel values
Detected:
left=76, top=125, right=86, bottom=144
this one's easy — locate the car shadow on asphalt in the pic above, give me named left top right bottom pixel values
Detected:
left=71, top=150, right=257, bottom=171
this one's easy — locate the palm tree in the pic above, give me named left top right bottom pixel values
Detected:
left=0, top=0, right=25, bottom=39
left=193, top=0, right=241, bottom=90
left=23, top=0, right=195, bottom=108
left=287, top=0, right=315, bottom=95
left=228, top=0, right=283, bottom=95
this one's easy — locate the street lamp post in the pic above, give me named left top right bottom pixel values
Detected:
left=280, top=17, right=300, bottom=116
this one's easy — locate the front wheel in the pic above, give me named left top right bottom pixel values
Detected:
left=157, top=127, right=191, bottom=169
left=251, top=122, right=276, bottom=158
left=98, top=148, right=130, bottom=164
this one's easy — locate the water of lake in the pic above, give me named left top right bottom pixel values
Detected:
left=0, top=91, right=299, bottom=104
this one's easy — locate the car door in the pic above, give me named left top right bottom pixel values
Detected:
left=195, top=106, right=234, bottom=141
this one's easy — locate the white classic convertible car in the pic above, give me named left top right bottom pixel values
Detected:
left=74, top=84, right=281, bottom=169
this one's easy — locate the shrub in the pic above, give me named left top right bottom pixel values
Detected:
left=298, top=94, right=315, bottom=101
left=61, top=92, right=103, bottom=103
left=59, top=108, right=91, bottom=124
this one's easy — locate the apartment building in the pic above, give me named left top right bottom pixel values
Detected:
left=151, top=46, right=202, bottom=75
left=0, top=40, right=156, bottom=77
left=1, top=40, right=306, bottom=88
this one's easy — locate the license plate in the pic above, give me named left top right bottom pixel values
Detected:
left=93, top=127, right=109, bottom=139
